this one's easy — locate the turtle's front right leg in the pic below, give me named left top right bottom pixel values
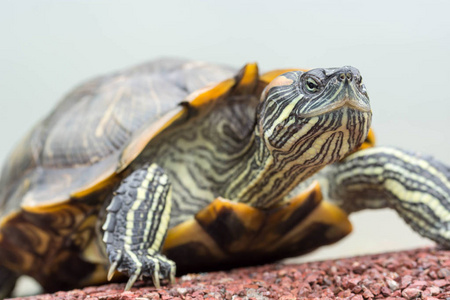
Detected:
left=102, top=163, right=175, bottom=290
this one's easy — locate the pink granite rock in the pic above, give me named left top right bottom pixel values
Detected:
left=10, top=248, right=450, bottom=300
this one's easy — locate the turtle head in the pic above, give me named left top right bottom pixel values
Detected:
left=257, top=66, right=372, bottom=166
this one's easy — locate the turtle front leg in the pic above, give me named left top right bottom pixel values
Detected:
left=325, top=146, right=450, bottom=247
left=102, top=163, right=175, bottom=290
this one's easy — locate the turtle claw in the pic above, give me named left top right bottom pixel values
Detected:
left=152, top=271, right=161, bottom=289
left=125, top=273, right=139, bottom=291
left=107, top=250, right=122, bottom=281
left=169, top=266, right=176, bottom=284
left=107, top=246, right=175, bottom=290
left=107, top=260, right=119, bottom=281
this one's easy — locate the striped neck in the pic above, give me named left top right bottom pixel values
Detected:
left=224, top=107, right=368, bottom=208
left=221, top=68, right=372, bottom=208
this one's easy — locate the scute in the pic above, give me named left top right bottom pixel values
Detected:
left=0, top=59, right=236, bottom=214
left=163, top=181, right=352, bottom=273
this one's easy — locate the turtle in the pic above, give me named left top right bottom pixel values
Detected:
left=1, top=58, right=450, bottom=297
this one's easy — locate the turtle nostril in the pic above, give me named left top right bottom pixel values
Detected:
left=339, top=73, right=346, bottom=81
left=346, top=73, right=352, bottom=80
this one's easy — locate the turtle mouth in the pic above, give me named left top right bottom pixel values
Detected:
left=305, top=97, right=371, bottom=117
left=299, top=83, right=371, bottom=118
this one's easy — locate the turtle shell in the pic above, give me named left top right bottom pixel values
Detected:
left=0, top=58, right=237, bottom=216
left=0, top=59, right=249, bottom=290
left=0, top=59, right=356, bottom=291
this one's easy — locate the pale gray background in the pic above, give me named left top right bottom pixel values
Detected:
left=1, top=0, right=449, bottom=296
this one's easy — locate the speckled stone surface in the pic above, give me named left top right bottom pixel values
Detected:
left=10, top=247, right=450, bottom=300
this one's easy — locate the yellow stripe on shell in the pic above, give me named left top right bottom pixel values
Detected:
left=163, top=217, right=227, bottom=260
left=260, top=68, right=307, bottom=84
left=233, top=63, right=259, bottom=95
left=268, top=200, right=352, bottom=253
left=185, top=79, right=235, bottom=108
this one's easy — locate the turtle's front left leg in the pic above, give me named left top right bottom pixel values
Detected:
left=102, top=163, right=175, bottom=290
left=324, top=146, right=450, bottom=247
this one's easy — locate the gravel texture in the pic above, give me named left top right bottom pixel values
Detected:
left=10, top=247, right=450, bottom=300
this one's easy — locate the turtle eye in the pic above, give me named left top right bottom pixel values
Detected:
left=305, top=77, right=320, bottom=93
left=356, top=75, right=363, bottom=86
left=357, top=76, right=367, bottom=94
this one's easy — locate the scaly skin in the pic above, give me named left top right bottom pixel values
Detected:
left=324, top=146, right=450, bottom=247
left=1, top=60, right=449, bottom=296
left=104, top=64, right=372, bottom=289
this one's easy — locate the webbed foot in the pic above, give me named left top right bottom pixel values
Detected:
left=108, top=248, right=175, bottom=290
